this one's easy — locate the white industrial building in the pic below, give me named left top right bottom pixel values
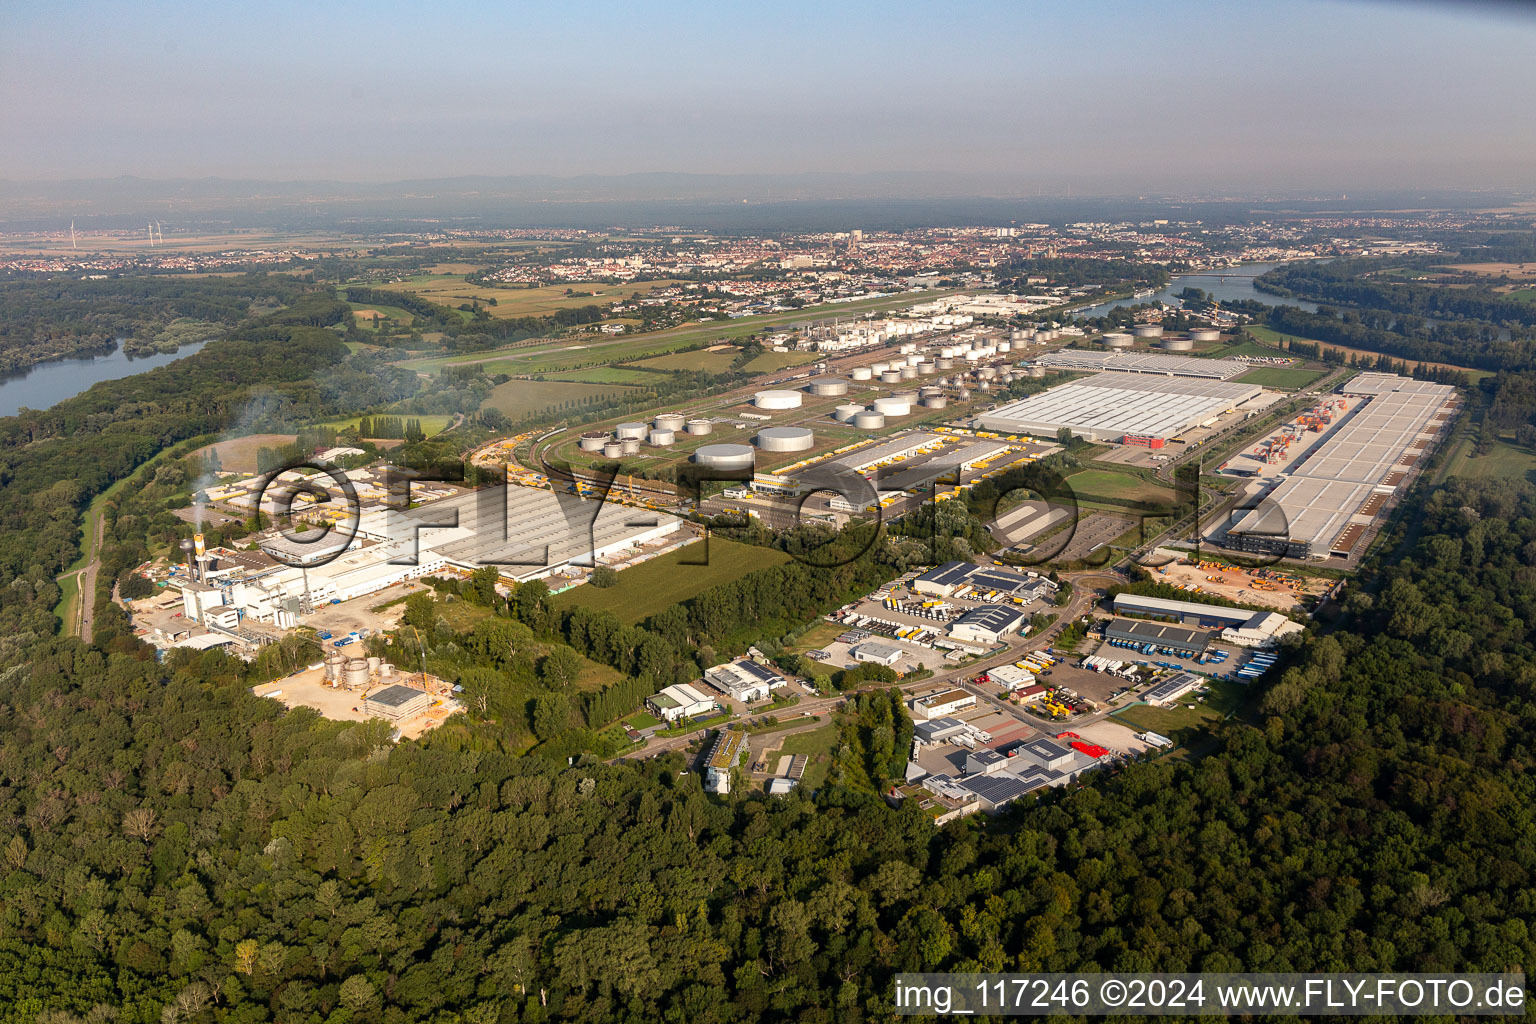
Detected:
left=1226, top=374, right=1456, bottom=559
left=948, top=604, right=1028, bottom=644
left=975, top=372, right=1263, bottom=443
left=646, top=683, right=715, bottom=723
left=851, top=641, right=905, bottom=666
left=1028, top=351, right=1249, bottom=379
left=703, top=660, right=785, bottom=702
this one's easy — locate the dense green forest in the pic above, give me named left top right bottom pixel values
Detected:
left=2, top=474, right=1534, bottom=1021
left=0, top=275, right=312, bottom=375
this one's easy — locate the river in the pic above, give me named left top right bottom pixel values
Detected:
left=1070, top=260, right=1320, bottom=319
left=0, top=339, right=211, bottom=418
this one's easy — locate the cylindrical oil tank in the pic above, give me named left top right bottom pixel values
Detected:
left=1028, top=365, right=1046, bottom=378
left=685, top=418, right=713, bottom=435
left=648, top=429, right=675, bottom=446
left=936, top=357, right=954, bottom=370
left=922, top=395, right=949, bottom=409
left=872, top=396, right=910, bottom=416
left=1037, top=328, right=1058, bottom=341
left=833, top=403, right=863, bottom=422
left=621, top=437, right=641, bottom=455
left=753, top=389, right=802, bottom=410
left=917, top=360, right=937, bottom=374
left=694, top=443, right=755, bottom=471
left=850, top=366, right=873, bottom=381
left=870, top=361, right=890, bottom=374
left=1132, top=324, right=1164, bottom=338
left=654, top=413, right=686, bottom=432
left=1100, top=332, right=1133, bottom=348
left=1189, top=328, right=1222, bottom=342
left=578, top=431, right=607, bottom=452
left=367, top=656, right=382, bottom=676
left=851, top=410, right=886, bottom=429
left=880, top=370, right=902, bottom=383
left=977, top=366, right=998, bottom=380
left=899, top=366, right=918, bottom=379
left=905, top=353, right=922, bottom=366
left=807, top=378, right=848, bottom=396
left=998, top=341, right=1012, bottom=353
left=324, top=649, right=344, bottom=683
left=1162, top=337, right=1195, bottom=351
left=602, top=441, right=624, bottom=458
left=343, top=657, right=370, bottom=687
left=615, top=421, right=647, bottom=440
left=756, top=426, right=814, bottom=452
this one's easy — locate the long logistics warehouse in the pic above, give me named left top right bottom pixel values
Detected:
left=1224, top=374, right=1456, bottom=559
left=974, top=372, right=1264, bottom=443
left=1027, top=351, right=1250, bottom=379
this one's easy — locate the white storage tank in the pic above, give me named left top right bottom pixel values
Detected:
left=616, top=421, right=647, bottom=440
left=694, top=443, right=756, bottom=471
left=649, top=429, right=676, bottom=446
left=807, top=378, right=849, bottom=396
left=1189, top=328, right=1222, bottom=342
left=654, top=413, right=686, bottom=432
left=685, top=418, right=713, bottom=435
left=922, top=395, right=948, bottom=409
left=621, top=438, right=641, bottom=455
left=753, top=389, right=802, bottom=410
left=1162, top=337, right=1195, bottom=352
left=977, top=366, right=998, bottom=380
left=833, top=403, right=864, bottom=422
left=872, top=396, right=911, bottom=416
left=850, top=366, right=873, bottom=381
left=998, top=341, right=1012, bottom=353
left=851, top=410, right=886, bottom=429
left=870, top=362, right=890, bottom=374
left=1100, top=332, right=1133, bottom=349
left=899, top=366, right=918, bottom=379
left=756, top=426, right=814, bottom=452
left=880, top=370, right=902, bottom=383
left=1132, top=324, right=1164, bottom=339
left=343, top=658, right=370, bottom=687
left=905, top=353, right=923, bottom=366
left=578, top=431, right=608, bottom=452
left=602, top=441, right=624, bottom=458
left=935, top=357, right=954, bottom=370
left=917, top=360, right=937, bottom=374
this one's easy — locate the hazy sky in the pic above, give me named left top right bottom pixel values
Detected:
left=4, top=0, right=1533, bottom=192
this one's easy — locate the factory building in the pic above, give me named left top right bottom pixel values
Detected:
left=1220, top=611, right=1305, bottom=648
left=911, top=688, right=977, bottom=720
left=948, top=604, right=1028, bottom=644
left=362, top=684, right=435, bottom=721
left=1225, top=374, right=1456, bottom=559
left=1143, top=672, right=1204, bottom=706
left=1102, top=617, right=1211, bottom=657
left=704, top=729, right=747, bottom=793
left=975, top=372, right=1262, bottom=443
left=703, top=660, right=785, bottom=702
left=851, top=640, right=905, bottom=666
left=1111, top=593, right=1257, bottom=628
left=1028, top=350, right=1248, bottom=379
left=646, top=683, right=715, bottom=723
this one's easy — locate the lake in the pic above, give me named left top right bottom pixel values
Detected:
left=0, top=339, right=210, bottom=418
left=1070, top=260, right=1321, bottom=319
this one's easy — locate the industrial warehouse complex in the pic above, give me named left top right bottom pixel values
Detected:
left=975, top=372, right=1265, bottom=444
left=1224, top=373, right=1457, bottom=559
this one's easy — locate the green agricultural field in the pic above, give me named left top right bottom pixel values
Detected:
left=373, top=276, right=691, bottom=320
left=312, top=413, right=455, bottom=436
left=1508, top=288, right=1536, bottom=304
left=632, top=348, right=740, bottom=373
left=1064, top=468, right=1177, bottom=506
left=1112, top=679, right=1247, bottom=741
left=742, top=350, right=820, bottom=373
left=1234, top=366, right=1327, bottom=389
left=1442, top=435, right=1536, bottom=483
left=482, top=380, right=636, bottom=420
left=553, top=538, right=789, bottom=624
left=1206, top=334, right=1291, bottom=359
left=540, top=366, right=670, bottom=385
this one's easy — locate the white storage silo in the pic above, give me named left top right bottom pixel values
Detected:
left=685, top=418, right=713, bottom=435
left=756, top=426, right=814, bottom=452
left=616, top=421, right=647, bottom=440
left=833, top=403, right=864, bottom=422
left=694, top=443, right=755, bottom=471
left=753, top=389, right=803, bottom=410
left=850, top=366, right=873, bottom=381
left=649, top=429, right=675, bottom=446
left=872, top=396, right=910, bottom=416
left=851, top=410, right=886, bottom=429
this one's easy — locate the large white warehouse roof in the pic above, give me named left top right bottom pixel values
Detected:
left=975, top=372, right=1263, bottom=442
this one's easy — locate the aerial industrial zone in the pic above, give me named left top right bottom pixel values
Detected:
left=97, top=220, right=1459, bottom=816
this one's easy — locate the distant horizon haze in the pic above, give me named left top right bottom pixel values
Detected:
left=3, top=0, right=1534, bottom=192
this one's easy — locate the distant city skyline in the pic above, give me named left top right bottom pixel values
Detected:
left=4, top=0, right=1534, bottom=192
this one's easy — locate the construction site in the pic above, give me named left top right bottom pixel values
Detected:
left=250, top=649, right=461, bottom=740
